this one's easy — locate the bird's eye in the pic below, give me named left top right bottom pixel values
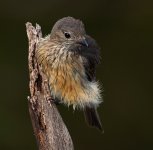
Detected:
left=64, top=32, right=71, bottom=39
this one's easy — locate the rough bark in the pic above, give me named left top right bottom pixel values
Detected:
left=26, top=22, right=74, bottom=150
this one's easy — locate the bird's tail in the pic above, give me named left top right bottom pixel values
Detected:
left=84, top=106, right=103, bottom=132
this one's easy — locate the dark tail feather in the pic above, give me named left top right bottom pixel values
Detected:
left=84, top=106, right=103, bottom=132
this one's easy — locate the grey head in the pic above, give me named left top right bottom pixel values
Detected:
left=50, top=16, right=100, bottom=65
left=50, top=16, right=88, bottom=47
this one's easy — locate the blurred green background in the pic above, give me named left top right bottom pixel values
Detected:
left=0, top=0, right=153, bottom=149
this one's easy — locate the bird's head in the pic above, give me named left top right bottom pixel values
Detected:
left=50, top=17, right=89, bottom=50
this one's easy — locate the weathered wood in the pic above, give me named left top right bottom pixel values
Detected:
left=26, top=22, right=74, bottom=150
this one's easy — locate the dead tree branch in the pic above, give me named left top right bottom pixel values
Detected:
left=26, top=22, right=74, bottom=150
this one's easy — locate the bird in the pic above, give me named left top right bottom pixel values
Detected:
left=36, top=16, right=103, bottom=131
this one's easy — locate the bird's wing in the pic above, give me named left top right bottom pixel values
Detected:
left=82, top=35, right=101, bottom=81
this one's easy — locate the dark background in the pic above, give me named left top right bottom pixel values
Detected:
left=0, top=0, right=153, bottom=150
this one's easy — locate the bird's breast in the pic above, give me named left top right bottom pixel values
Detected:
left=47, top=62, right=89, bottom=106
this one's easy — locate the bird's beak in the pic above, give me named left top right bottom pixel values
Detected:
left=77, top=37, right=88, bottom=47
